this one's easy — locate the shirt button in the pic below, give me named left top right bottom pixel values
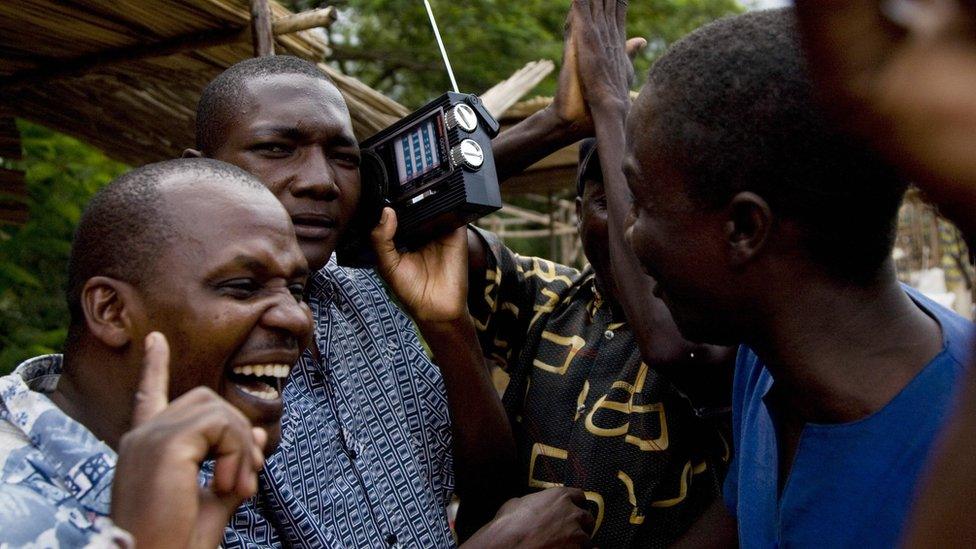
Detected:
left=604, top=330, right=615, bottom=340
left=385, top=533, right=398, bottom=546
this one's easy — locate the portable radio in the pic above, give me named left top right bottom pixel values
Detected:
left=337, top=92, right=501, bottom=266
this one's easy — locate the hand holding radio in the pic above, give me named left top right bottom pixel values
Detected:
left=370, top=207, right=469, bottom=324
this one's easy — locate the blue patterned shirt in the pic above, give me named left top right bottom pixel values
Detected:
left=223, top=258, right=456, bottom=548
left=0, top=355, right=133, bottom=548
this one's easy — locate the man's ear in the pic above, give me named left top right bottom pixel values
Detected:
left=80, top=276, right=144, bottom=349
left=725, top=191, right=773, bottom=268
left=181, top=148, right=203, bottom=159
left=575, top=196, right=583, bottom=229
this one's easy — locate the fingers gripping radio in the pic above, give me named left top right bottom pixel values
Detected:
left=337, top=92, right=502, bottom=267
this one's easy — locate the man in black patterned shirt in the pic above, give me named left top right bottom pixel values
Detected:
left=464, top=138, right=737, bottom=547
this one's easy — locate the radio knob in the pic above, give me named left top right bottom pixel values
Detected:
left=451, top=139, right=485, bottom=170
left=446, top=104, right=479, bottom=132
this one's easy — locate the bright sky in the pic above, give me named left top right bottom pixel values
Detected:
left=748, top=0, right=793, bottom=8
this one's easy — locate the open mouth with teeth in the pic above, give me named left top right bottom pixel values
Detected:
left=226, top=363, right=292, bottom=401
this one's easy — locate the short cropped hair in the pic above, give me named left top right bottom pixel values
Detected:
left=66, top=158, right=265, bottom=329
left=195, top=55, right=335, bottom=153
left=646, top=8, right=907, bottom=283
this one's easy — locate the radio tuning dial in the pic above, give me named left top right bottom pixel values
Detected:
left=452, top=139, right=485, bottom=170
left=447, top=104, right=479, bottom=132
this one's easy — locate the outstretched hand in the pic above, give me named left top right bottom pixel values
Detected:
left=553, top=5, right=646, bottom=135
left=568, top=0, right=641, bottom=116
left=794, top=0, right=976, bottom=235
left=370, top=207, right=469, bottom=324
left=464, top=487, right=595, bottom=549
left=111, top=332, right=268, bottom=549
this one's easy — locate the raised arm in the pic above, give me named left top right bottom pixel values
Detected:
left=470, top=28, right=647, bottom=285
left=568, top=0, right=722, bottom=388
left=371, top=208, right=517, bottom=532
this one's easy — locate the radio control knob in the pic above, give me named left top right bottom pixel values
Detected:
left=446, top=104, right=479, bottom=132
left=452, top=139, right=485, bottom=170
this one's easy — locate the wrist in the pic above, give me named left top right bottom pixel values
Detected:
left=462, top=514, right=519, bottom=549
left=589, top=95, right=629, bottom=121
left=538, top=104, right=591, bottom=143
left=417, top=314, right=475, bottom=336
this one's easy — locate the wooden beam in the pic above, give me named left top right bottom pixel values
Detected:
left=274, top=7, right=337, bottom=36
left=0, top=204, right=29, bottom=226
left=0, top=168, right=27, bottom=196
left=0, top=9, right=339, bottom=91
left=0, top=118, right=21, bottom=160
left=251, top=0, right=275, bottom=57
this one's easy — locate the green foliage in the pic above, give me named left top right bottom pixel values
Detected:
left=315, top=0, right=743, bottom=108
left=0, top=122, right=127, bottom=373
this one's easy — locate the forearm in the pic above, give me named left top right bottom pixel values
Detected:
left=418, top=316, right=518, bottom=526
left=589, top=100, right=672, bottom=363
left=492, top=106, right=587, bottom=184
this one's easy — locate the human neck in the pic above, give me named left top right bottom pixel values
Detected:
left=593, top=271, right=625, bottom=319
left=748, top=267, right=942, bottom=424
left=49, top=349, right=134, bottom=450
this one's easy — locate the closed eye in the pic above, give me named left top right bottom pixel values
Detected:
left=331, top=152, right=361, bottom=169
left=218, top=279, right=261, bottom=299
left=289, top=283, right=306, bottom=301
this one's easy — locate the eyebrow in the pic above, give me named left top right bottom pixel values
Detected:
left=215, top=254, right=309, bottom=279
left=252, top=126, right=359, bottom=149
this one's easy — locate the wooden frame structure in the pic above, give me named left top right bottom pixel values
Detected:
left=0, top=0, right=410, bottom=224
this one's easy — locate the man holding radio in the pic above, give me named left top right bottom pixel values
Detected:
left=187, top=56, right=596, bottom=547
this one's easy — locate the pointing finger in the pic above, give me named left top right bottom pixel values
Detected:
left=131, top=332, right=170, bottom=427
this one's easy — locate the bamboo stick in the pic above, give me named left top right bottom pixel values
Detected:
left=250, top=0, right=275, bottom=57
left=274, top=7, right=337, bottom=35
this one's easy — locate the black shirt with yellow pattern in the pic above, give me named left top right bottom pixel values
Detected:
left=470, top=228, right=729, bottom=548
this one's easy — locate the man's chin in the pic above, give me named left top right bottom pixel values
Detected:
left=298, top=237, right=338, bottom=272
left=222, top=386, right=284, bottom=454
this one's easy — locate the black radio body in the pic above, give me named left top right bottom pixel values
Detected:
left=337, top=92, right=502, bottom=267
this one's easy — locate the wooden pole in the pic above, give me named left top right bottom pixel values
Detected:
left=251, top=0, right=275, bottom=57
left=274, top=7, right=338, bottom=36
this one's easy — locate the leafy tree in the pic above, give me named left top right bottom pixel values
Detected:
left=298, top=0, right=744, bottom=108
left=0, top=122, right=127, bottom=373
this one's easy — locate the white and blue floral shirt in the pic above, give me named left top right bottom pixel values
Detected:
left=222, top=258, right=456, bottom=548
left=0, top=355, right=133, bottom=548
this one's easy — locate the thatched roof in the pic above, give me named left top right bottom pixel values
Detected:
left=0, top=0, right=409, bottom=167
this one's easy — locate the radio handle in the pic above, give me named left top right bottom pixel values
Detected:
left=464, top=95, right=500, bottom=138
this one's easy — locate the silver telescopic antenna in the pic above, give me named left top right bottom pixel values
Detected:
left=423, top=0, right=460, bottom=93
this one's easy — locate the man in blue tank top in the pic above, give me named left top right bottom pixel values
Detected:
left=567, top=3, right=975, bottom=547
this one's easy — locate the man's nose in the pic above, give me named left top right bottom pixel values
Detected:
left=292, top=148, right=340, bottom=199
left=263, top=291, right=314, bottom=344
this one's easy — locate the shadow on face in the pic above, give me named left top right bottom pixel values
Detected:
left=205, top=73, right=362, bottom=271
left=623, top=91, right=744, bottom=346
